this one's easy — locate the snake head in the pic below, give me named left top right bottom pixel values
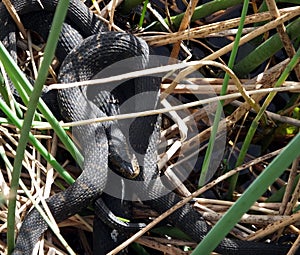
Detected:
left=108, top=140, right=140, bottom=179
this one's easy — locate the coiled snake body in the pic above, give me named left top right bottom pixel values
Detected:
left=0, top=1, right=298, bottom=254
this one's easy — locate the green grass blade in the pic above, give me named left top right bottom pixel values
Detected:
left=7, top=1, right=70, bottom=253
left=0, top=66, right=23, bottom=118
left=0, top=98, right=74, bottom=184
left=228, top=45, right=300, bottom=197
left=0, top=16, right=83, bottom=168
left=198, top=0, right=249, bottom=186
left=138, top=0, right=149, bottom=28
left=151, top=0, right=243, bottom=30
left=0, top=132, right=76, bottom=255
left=233, top=17, right=300, bottom=76
left=0, top=43, right=83, bottom=166
left=235, top=45, right=300, bottom=173
left=0, top=71, right=10, bottom=105
left=191, top=131, right=300, bottom=254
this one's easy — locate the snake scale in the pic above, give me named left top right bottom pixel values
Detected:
left=0, top=1, right=299, bottom=254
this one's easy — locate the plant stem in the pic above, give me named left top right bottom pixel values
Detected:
left=198, top=0, right=249, bottom=186
left=7, top=1, right=70, bottom=253
left=191, top=131, right=300, bottom=254
left=151, top=0, right=243, bottom=30
left=228, top=45, right=300, bottom=198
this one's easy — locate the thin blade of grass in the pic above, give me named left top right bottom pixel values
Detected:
left=191, top=131, right=300, bottom=254
left=198, top=0, right=250, bottom=186
left=6, top=1, right=70, bottom=253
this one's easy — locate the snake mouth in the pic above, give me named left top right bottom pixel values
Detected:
left=108, top=150, right=140, bottom=179
left=129, top=154, right=140, bottom=178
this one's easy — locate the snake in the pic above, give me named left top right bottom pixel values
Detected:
left=0, top=1, right=299, bottom=255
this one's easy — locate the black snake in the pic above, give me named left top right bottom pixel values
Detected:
left=0, top=1, right=299, bottom=254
